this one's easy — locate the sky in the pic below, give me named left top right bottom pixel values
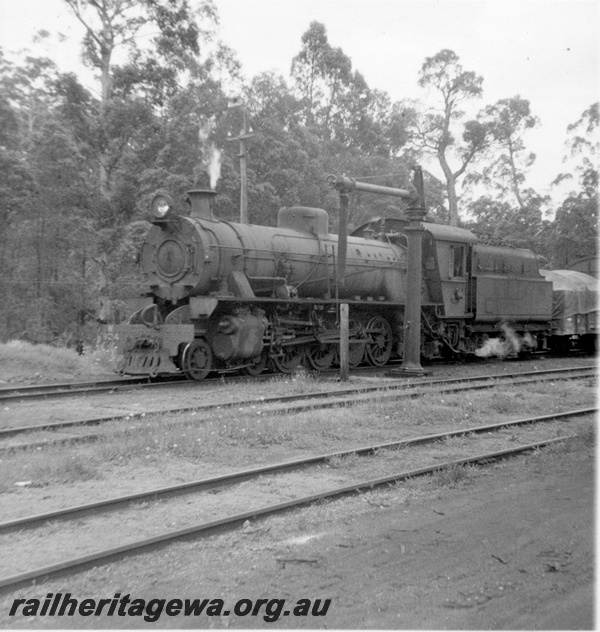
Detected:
left=0, top=0, right=598, bottom=198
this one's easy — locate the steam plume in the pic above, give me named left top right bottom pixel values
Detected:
left=198, top=120, right=222, bottom=189
left=208, top=146, right=222, bottom=189
left=475, top=324, right=534, bottom=359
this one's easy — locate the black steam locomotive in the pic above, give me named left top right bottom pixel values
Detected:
left=111, top=187, right=598, bottom=379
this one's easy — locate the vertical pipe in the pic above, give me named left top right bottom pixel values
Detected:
left=337, top=191, right=349, bottom=292
left=339, top=303, right=349, bottom=381
left=396, top=166, right=426, bottom=375
left=337, top=193, right=349, bottom=382
left=400, top=223, right=424, bottom=372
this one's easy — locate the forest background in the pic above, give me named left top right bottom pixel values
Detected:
left=0, top=0, right=597, bottom=345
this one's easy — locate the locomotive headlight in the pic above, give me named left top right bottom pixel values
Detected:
left=150, top=189, right=175, bottom=220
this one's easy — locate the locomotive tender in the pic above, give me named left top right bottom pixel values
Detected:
left=112, top=187, right=598, bottom=380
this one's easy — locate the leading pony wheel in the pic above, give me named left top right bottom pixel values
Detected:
left=182, top=339, right=213, bottom=381
left=243, top=352, right=268, bottom=376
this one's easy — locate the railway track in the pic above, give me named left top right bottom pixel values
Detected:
left=0, top=376, right=184, bottom=403
left=0, top=406, right=593, bottom=593
left=0, top=354, right=588, bottom=403
left=0, top=365, right=595, bottom=451
left=0, top=362, right=401, bottom=402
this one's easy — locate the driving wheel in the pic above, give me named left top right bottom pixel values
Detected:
left=306, top=341, right=336, bottom=371
left=272, top=346, right=304, bottom=374
left=348, top=320, right=366, bottom=369
left=365, top=316, right=393, bottom=366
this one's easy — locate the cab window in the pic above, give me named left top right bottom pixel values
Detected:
left=449, top=245, right=465, bottom=277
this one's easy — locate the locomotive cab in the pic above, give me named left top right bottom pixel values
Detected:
left=422, top=224, right=478, bottom=318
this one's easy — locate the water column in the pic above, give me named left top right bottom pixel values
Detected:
left=327, top=167, right=427, bottom=376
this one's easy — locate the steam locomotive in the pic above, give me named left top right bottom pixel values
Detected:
left=111, top=187, right=598, bottom=380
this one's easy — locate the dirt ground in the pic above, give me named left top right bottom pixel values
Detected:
left=0, top=432, right=594, bottom=630
left=162, top=439, right=596, bottom=630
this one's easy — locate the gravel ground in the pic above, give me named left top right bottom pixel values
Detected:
left=0, top=354, right=595, bottom=629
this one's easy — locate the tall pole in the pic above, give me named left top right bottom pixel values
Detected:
left=227, top=99, right=253, bottom=224
left=239, top=108, right=248, bottom=224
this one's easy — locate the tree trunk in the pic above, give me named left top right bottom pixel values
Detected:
left=99, top=36, right=113, bottom=200
left=438, top=146, right=459, bottom=226
left=446, top=176, right=459, bottom=226
left=507, top=140, right=525, bottom=209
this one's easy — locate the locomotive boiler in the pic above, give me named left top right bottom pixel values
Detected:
left=144, top=189, right=408, bottom=304
left=112, top=184, right=598, bottom=380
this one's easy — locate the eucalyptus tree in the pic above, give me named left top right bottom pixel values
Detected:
left=290, top=21, right=419, bottom=230
left=62, top=0, right=216, bottom=198
left=555, top=102, right=599, bottom=192
left=291, top=21, right=328, bottom=127
left=292, top=22, right=374, bottom=147
left=468, top=96, right=540, bottom=210
left=412, top=49, right=491, bottom=225
left=548, top=103, right=599, bottom=266
left=0, top=46, right=101, bottom=341
left=0, top=51, right=33, bottom=339
left=461, top=96, right=546, bottom=250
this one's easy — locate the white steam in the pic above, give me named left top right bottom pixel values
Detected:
left=198, top=120, right=222, bottom=189
left=207, top=146, right=222, bottom=189
left=475, top=324, right=535, bottom=359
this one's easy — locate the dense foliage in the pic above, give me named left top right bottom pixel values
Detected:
left=0, top=2, right=597, bottom=344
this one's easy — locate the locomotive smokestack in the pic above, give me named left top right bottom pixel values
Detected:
left=187, top=189, right=217, bottom=221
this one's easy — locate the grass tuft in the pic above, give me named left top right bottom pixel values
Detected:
left=432, top=463, right=477, bottom=488
left=0, top=450, right=102, bottom=492
left=326, top=453, right=359, bottom=469
left=0, top=340, right=114, bottom=383
left=490, top=392, right=518, bottom=414
left=546, top=421, right=595, bottom=454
